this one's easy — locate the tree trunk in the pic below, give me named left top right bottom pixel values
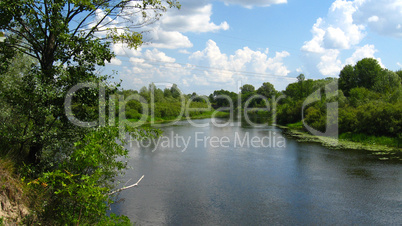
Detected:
left=28, top=142, right=43, bottom=164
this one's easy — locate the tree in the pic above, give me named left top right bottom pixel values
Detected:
left=373, top=69, right=401, bottom=93
left=0, top=0, right=179, bottom=223
left=0, top=0, right=180, bottom=163
left=211, top=89, right=238, bottom=108
left=396, top=70, right=402, bottom=83
left=338, top=64, right=355, bottom=96
left=140, top=86, right=150, bottom=101
left=339, top=58, right=386, bottom=95
left=240, top=84, right=255, bottom=94
left=257, top=82, right=276, bottom=99
left=297, top=73, right=305, bottom=97
left=164, top=87, right=172, bottom=98
left=171, top=83, right=181, bottom=99
left=354, top=58, right=383, bottom=89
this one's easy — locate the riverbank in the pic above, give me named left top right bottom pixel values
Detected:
left=277, top=124, right=402, bottom=161
left=126, top=111, right=230, bottom=125
left=0, top=159, right=30, bottom=225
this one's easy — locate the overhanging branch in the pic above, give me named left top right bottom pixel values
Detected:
left=108, top=175, right=144, bottom=196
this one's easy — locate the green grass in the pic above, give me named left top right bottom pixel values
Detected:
left=282, top=122, right=401, bottom=149
left=339, top=132, right=401, bottom=148
left=286, top=121, right=304, bottom=130
left=125, top=111, right=230, bottom=124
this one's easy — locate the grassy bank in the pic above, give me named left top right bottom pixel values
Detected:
left=277, top=123, right=402, bottom=161
left=126, top=111, right=230, bottom=125
left=339, top=132, right=401, bottom=148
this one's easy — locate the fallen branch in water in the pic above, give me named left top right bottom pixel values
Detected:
left=108, top=175, right=144, bottom=196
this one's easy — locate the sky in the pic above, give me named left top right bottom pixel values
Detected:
left=101, top=0, right=402, bottom=95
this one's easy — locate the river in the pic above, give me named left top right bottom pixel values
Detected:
left=112, top=118, right=402, bottom=225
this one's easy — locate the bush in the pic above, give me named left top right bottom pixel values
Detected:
left=338, top=107, right=359, bottom=133
left=28, top=127, right=133, bottom=224
left=125, top=109, right=142, bottom=119
left=277, top=100, right=303, bottom=125
left=304, top=106, right=326, bottom=132
left=354, top=102, right=402, bottom=137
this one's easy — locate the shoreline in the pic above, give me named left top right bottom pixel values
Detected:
left=276, top=125, right=402, bottom=161
left=125, top=111, right=230, bottom=126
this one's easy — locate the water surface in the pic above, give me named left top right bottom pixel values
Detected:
left=112, top=118, right=402, bottom=225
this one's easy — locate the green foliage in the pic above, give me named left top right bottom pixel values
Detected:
left=171, top=84, right=181, bottom=99
left=304, top=106, right=326, bottom=132
left=0, top=0, right=180, bottom=164
left=388, top=87, right=402, bottom=103
left=256, top=82, right=277, bottom=100
left=154, top=102, right=183, bottom=118
left=28, top=127, right=133, bottom=224
left=338, top=107, right=359, bottom=133
left=372, top=69, right=401, bottom=93
left=338, top=58, right=397, bottom=95
left=396, top=70, right=402, bottom=82
left=338, top=64, right=355, bottom=96
left=277, top=100, right=304, bottom=125
left=126, top=99, right=145, bottom=114
left=276, top=62, right=401, bottom=139
left=0, top=0, right=180, bottom=224
left=240, top=84, right=255, bottom=94
left=286, top=121, right=303, bottom=130
left=348, top=87, right=381, bottom=107
left=354, top=101, right=402, bottom=137
left=211, top=89, right=238, bottom=108
left=118, top=86, right=211, bottom=121
left=340, top=133, right=401, bottom=148
left=354, top=58, right=383, bottom=88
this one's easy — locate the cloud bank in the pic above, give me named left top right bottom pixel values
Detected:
left=301, top=0, right=400, bottom=76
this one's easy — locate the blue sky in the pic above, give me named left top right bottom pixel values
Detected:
left=102, top=0, right=402, bottom=95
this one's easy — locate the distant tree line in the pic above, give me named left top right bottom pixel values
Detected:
left=116, top=83, right=210, bottom=121
left=207, top=58, right=401, bottom=138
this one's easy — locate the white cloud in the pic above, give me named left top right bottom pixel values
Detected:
left=160, top=4, right=229, bottom=33
left=345, top=44, right=383, bottom=67
left=317, top=49, right=342, bottom=76
left=310, top=44, right=383, bottom=77
left=112, top=44, right=142, bottom=57
left=179, top=49, right=191, bottom=54
left=221, top=0, right=287, bottom=8
left=140, top=2, right=230, bottom=49
left=144, top=28, right=193, bottom=49
left=300, top=0, right=401, bottom=77
left=397, top=62, right=402, bottom=68
left=367, top=15, right=379, bottom=22
left=116, top=48, right=193, bottom=90
left=302, top=0, right=366, bottom=53
left=189, top=40, right=290, bottom=84
left=354, top=0, right=402, bottom=38
left=108, top=58, right=122, bottom=66
left=323, top=27, right=350, bottom=49
left=115, top=39, right=293, bottom=94
left=91, top=1, right=230, bottom=51
left=144, top=49, right=176, bottom=63
left=301, top=18, right=326, bottom=53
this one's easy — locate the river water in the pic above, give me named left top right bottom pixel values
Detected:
left=112, top=118, right=402, bottom=225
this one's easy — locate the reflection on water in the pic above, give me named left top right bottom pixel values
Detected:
left=112, top=118, right=402, bottom=225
